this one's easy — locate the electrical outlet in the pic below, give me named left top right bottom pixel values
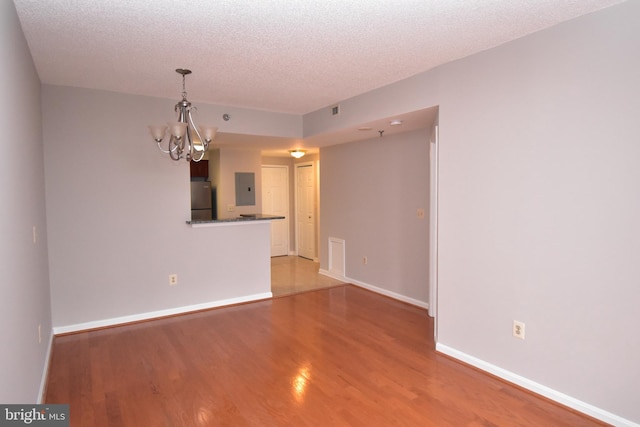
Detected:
left=169, top=274, right=178, bottom=286
left=513, top=320, right=525, bottom=339
left=417, top=208, right=425, bottom=219
left=363, top=256, right=368, bottom=265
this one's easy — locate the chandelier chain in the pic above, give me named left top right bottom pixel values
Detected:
left=181, top=73, right=187, bottom=101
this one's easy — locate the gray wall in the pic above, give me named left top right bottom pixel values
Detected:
left=0, top=1, right=52, bottom=402
left=436, top=3, right=639, bottom=421
left=307, top=1, right=639, bottom=423
left=320, top=129, right=430, bottom=303
left=42, top=86, right=279, bottom=329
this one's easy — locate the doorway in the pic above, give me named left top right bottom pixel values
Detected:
left=295, top=161, right=317, bottom=260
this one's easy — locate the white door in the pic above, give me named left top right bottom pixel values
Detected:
left=262, top=165, right=289, bottom=257
left=296, top=163, right=316, bottom=260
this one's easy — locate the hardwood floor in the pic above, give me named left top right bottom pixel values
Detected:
left=45, top=285, right=605, bottom=426
left=271, top=255, right=345, bottom=296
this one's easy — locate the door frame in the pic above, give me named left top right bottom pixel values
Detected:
left=429, top=123, right=439, bottom=338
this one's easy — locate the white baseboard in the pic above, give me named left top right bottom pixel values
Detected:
left=37, top=330, right=54, bottom=403
left=349, top=278, right=429, bottom=309
left=319, top=269, right=429, bottom=310
left=52, top=292, right=273, bottom=335
left=318, top=268, right=344, bottom=281
left=436, top=343, right=638, bottom=427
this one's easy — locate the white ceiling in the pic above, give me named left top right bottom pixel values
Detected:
left=13, top=0, right=625, bottom=154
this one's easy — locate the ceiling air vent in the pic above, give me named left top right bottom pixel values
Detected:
left=331, top=104, right=340, bottom=116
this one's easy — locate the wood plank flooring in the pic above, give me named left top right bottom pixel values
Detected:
left=45, top=285, right=606, bottom=426
left=271, top=255, right=345, bottom=296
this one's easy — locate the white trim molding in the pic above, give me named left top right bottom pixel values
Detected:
left=38, top=331, right=54, bottom=403
left=52, top=292, right=273, bottom=335
left=348, top=277, right=429, bottom=310
left=319, top=270, right=429, bottom=311
left=436, top=343, right=639, bottom=427
left=319, top=268, right=344, bottom=282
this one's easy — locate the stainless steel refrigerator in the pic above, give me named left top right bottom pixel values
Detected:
left=190, top=181, right=213, bottom=220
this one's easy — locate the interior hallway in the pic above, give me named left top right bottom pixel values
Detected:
left=271, top=255, right=345, bottom=297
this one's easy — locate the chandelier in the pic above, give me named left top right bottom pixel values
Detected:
left=148, top=69, right=217, bottom=162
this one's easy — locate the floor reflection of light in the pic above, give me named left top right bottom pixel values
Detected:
left=292, top=364, right=312, bottom=403
left=197, top=407, right=211, bottom=425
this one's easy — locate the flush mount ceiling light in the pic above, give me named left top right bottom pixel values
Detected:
left=289, top=149, right=306, bottom=159
left=148, top=69, right=218, bottom=162
left=390, top=119, right=403, bottom=126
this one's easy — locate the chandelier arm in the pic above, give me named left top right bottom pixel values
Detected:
left=172, top=101, right=191, bottom=161
left=189, top=112, right=205, bottom=145
left=156, top=141, right=172, bottom=154
left=168, top=135, right=183, bottom=161
left=185, top=126, right=194, bottom=161
left=156, top=138, right=180, bottom=154
left=188, top=110, right=208, bottom=162
left=191, top=150, right=206, bottom=162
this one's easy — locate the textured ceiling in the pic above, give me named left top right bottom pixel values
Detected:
left=13, top=0, right=625, bottom=116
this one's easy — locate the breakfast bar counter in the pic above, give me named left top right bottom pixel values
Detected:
left=187, top=214, right=285, bottom=227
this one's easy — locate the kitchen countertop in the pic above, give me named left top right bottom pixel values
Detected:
left=187, top=214, right=285, bottom=226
